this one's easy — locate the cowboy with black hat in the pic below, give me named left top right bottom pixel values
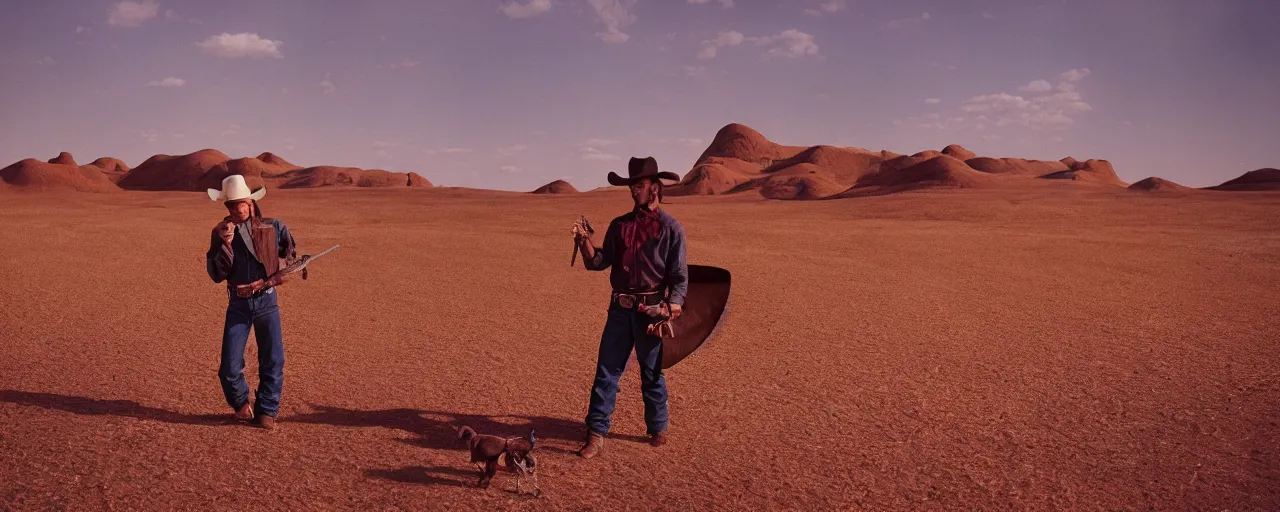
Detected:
left=204, top=174, right=301, bottom=430
left=571, top=156, right=689, bottom=458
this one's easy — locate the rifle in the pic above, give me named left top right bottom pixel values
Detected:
left=570, top=215, right=594, bottom=267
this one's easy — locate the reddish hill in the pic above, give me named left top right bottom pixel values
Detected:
left=0, top=154, right=121, bottom=193
left=48, top=152, right=77, bottom=166
left=118, top=149, right=231, bottom=191
left=1041, top=159, right=1126, bottom=186
left=1211, top=168, right=1280, bottom=191
left=277, top=166, right=429, bottom=188
left=941, top=144, right=976, bottom=161
left=85, top=158, right=131, bottom=183
left=1129, top=177, right=1192, bottom=193
left=758, top=168, right=847, bottom=200
left=200, top=154, right=304, bottom=191
left=532, top=180, right=578, bottom=194
left=967, top=157, right=1069, bottom=176
left=842, top=155, right=995, bottom=196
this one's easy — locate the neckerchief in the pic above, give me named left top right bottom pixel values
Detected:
left=620, top=206, right=663, bottom=286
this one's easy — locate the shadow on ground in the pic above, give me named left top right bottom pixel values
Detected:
left=0, top=390, right=233, bottom=426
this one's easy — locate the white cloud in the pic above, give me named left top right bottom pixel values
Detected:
left=948, top=69, right=1094, bottom=130
left=147, top=77, right=185, bottom=87
left=443, top=148, right=472, bottom=153
left=197, top=33, right=284, bottom=58
left=925, top=98, right=941, bottom=104
left=36, top=56, right=55, bottom=66
left=682, top=65, right=707, bottom=76
left=698, top=31, right=744, bottom=60
left=373, top=141, right=398, bottom=148
left=498, top=144, right=529, bottom=156
left=677, top=138, right=705, bottom=147
left=585, top=138, right=619, bottom=147
left=500, top=165, right=522, bottom=173
left=320, top=74, right=336, bottom=94
left=140, top=129, right=159, bottom=143
left=580, top=147, right=620, bottom=161
left=221, top=124, right=241, bottom=138
left=586, top=0, right=637, bottom=43
left=886, top=12, right=930, bottom=30
left=108, top=0, right=159, bottom=27
left=749, top=29, right=819, bottom=59
left=1019, top=79, right=1052, bottom=93
left=501, top=0, right=552, bottom=18
left=804, top=0, right=847, bottom=16
left=389, top=57, right=420, bottom=69
left=688, top=0, right=734, bottom=8
left=75, top=26, right=90, bottom=34
left=700, top=29, right=818, bottom=60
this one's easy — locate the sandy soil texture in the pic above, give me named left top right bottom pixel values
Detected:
left=1, top=186, right=1278, bottom=511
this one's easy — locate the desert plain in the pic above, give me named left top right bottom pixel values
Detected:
left=2, top=125, right=1279, bottom=511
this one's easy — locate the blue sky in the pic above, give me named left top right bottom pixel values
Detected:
left=1, top=0, right=1276, bottom=190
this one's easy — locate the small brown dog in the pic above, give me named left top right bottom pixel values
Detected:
left=457, top=425, right=540, bottom=495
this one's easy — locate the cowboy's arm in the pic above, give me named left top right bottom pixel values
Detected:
left=582, top=221, right=617, bottom=271
left=206, top=227, right=234, bottom=283
left=663, top=223, right=689, bottom=306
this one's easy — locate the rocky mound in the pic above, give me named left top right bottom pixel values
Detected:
left=0, top=155, right=121, bottom=193
left=200, top=154, right=304, bottom=191
left=668, top=158, right=756, bottom=195
left=941, top=144, right=976, bottom=161
left=532, top=180, right=578, bottom=194
left=696, top=123, right=807, bottom=166
left=118, top=149, right=231, bottom=191
left=277, top=166, right=429, bottom=188
left=966, top=157, right=1069, bottom=176
left=84, top=158, right=131, bottom=183
left=48, top=152, right=77, bottom=166
left=1129, top=177, right=1191, bottom=193
left=841, top=155, right=995, bottom=196
left=1040, top=159, right=1126, bottom=186
left=1211, top=168, right=1280, bottom=191
left=757, top=165, right=847, bottom=200
left=763, top=145, right=881, bottom=184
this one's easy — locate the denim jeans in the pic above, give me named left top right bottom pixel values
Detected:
left=218, top=287, right=285, bottom=418
left=585, top=303, right=668, bottom=436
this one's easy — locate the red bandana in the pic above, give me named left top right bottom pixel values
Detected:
left=620, top=207, right=663, bottom=285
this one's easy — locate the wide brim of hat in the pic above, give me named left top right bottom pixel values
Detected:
left=607, top=171, right=681, bottom=187
left=207, top=187, right=267, bottom=202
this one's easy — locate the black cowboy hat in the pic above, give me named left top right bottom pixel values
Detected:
left=607, top=156, right=681, bottom=187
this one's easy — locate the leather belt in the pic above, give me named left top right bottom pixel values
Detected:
left=228, top=280, right=273, bottom=298
left=612, top=291, right=664, bottom=309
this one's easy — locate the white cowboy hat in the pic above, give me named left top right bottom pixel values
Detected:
left=207, top=174, right=266, bottom=202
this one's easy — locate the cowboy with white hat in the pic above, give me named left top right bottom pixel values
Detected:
left=204, top=174, right=301, bottom=430
left=570, top=156, right=688, bottom=458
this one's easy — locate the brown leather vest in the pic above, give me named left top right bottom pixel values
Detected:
left=224, top=215, right=283, bottom=276
left=249, top=217, right=282, bottom=276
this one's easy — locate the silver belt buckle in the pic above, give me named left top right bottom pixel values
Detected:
left=616, top=294, right=635, bottom=308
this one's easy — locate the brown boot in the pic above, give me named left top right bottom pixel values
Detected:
left=234, top=402, right=253, bottom=421
left=649, top=431, right=667, bottom=448
left=577, top=432, right=604, bottom=459
left=253, top=414, right=276, bottom=430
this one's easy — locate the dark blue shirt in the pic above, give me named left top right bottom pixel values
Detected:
left=206, top=218, right=295, bottom=286
left=584, top=207, right=689, bottom=305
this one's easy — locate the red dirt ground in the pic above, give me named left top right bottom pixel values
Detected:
left=1, top=187, right=1278, bottom=511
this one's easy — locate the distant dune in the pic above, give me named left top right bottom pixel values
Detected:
left=667, top=122, right=1133, bottom=200
left=532, top=179, right=578, bottom=194
left=0, top=152, right=121, bottom=193
left=1210, top=168, right=1280, bottom=191
left=1129, top=177, right=1192, bottom=193
left=277, top=166, right=432, bottom=188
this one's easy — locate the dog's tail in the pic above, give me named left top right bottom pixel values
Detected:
left=457, top=425, right=476, bottom=442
